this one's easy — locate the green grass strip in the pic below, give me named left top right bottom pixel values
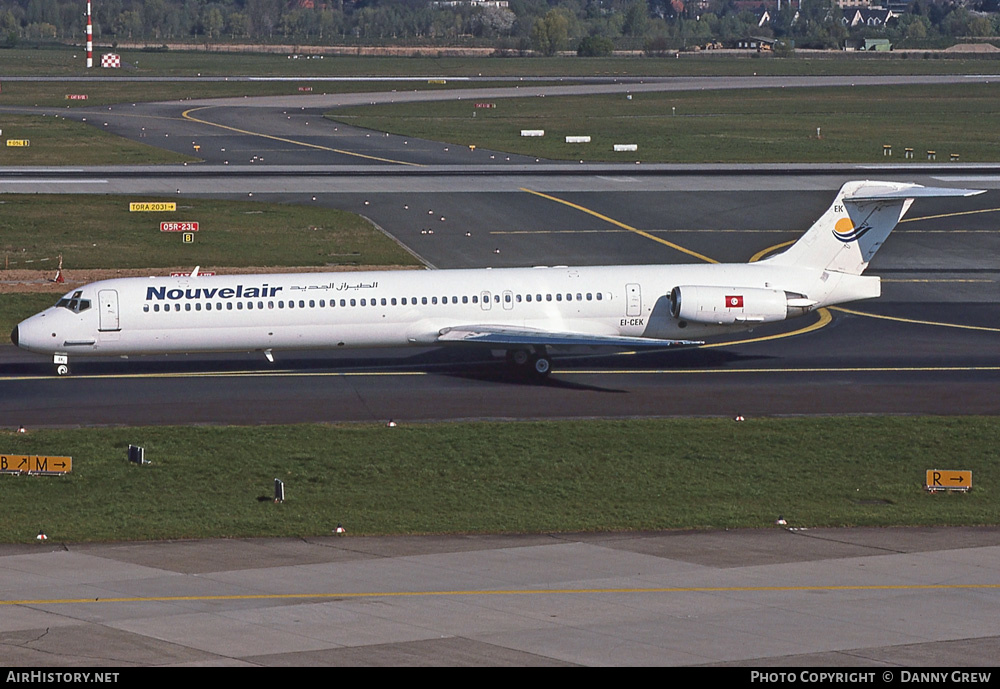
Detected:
left=330, top=82, right=1000, bottom=162
left=0, top=114, right=194, bottom=164
left=0, top=194, right=419, bottom=270
left=0, top=417, right=996, bottom=543
left=5, top=47, right=1000, bottom=78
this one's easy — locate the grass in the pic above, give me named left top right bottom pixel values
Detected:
left=0, top=417, right=996, bottom=543
left=0, top=294, right=55, bottom=337
left=0, top=194, right=420, bottom=333
left=0, top=73, right=498, bottom=108
left=0, top=114, right=194, bottom=164
left=328, top=82, right=1000, bottom=163
left=6, top=46, right=1000, bottom=78
left=0, top=194, right=420, bottom=270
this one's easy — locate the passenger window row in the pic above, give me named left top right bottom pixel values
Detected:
left=141, top=291, right=605, bottom=313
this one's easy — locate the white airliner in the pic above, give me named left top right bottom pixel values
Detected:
left=11, top=181, right=983, bottom=377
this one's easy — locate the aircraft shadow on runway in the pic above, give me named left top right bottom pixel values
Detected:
left=436, top=347, right=771, bottom=391
left=1, top=345, right=770, bottom=383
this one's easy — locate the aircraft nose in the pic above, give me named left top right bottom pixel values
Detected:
left=10, top=325, right=17, bottom=347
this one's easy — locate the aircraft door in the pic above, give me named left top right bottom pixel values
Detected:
left=502, top=290, right=513, bottom=310
left=481, top=291, right=492, bottom=311
left=98, top=289, right=121, bottom=331
left=626, top=283, right=641, bottom=317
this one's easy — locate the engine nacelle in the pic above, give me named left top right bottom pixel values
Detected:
left=670, top=285, right=799, bottom=325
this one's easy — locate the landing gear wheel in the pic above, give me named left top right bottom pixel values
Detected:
left=506, top=349, right=530, bottom=367
left=531, top=355, right=551, bottom=378
left=55, top=364, right=69, bottom=376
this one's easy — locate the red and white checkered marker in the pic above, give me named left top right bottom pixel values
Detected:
left=101, top=54, right=121, bottom=69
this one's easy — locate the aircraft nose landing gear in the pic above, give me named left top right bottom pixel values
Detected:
left=54, top=354, right=70, bottom=376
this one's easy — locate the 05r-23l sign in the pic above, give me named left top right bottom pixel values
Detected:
left=160, top=222, right=199, bottom=232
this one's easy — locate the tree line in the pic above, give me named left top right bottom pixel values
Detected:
left=2, top=0, right=999, bottom=54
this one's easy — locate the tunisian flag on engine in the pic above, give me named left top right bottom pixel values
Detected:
left=725, top=295, right=744, bottom=308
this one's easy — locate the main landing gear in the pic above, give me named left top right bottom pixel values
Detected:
left=505, top=347, right=552, bottom=379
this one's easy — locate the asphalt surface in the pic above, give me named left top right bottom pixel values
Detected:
left=3, top=528, right=1000, bottom=666
left=1, top=78, right=999, bottom=666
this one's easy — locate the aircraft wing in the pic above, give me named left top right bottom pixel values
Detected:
left=435, top=325, right=702, bottom=348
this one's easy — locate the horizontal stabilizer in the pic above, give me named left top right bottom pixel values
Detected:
left=846, top=185, right=985, bottom=203
left=437, top=325, right=702, bottom=348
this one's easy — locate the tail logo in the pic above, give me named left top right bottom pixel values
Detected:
left=833, top=217, right=872, bottom=243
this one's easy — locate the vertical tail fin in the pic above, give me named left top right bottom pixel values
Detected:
left=764, top=181, right=984, bottom=275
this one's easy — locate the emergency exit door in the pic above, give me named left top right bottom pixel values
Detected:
left=625, top=283, right=641, bottom=317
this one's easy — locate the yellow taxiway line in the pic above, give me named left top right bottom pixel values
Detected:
left=519, top=188, right=719, bottom=264
left=5, top=582, right=1000, bottom=607
left=181, top=107, right=423, bottom=166
left=8, top=359, right=1000, bottom=383
left=831, top=306, right=1000, bottom=333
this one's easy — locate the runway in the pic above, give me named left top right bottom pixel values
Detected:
left=2, top=78, right=999, bottom=666
left=3, top=528, right=1000, bottom=666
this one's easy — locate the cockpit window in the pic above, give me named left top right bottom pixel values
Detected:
left=55, top=292, right=91, bottom=314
